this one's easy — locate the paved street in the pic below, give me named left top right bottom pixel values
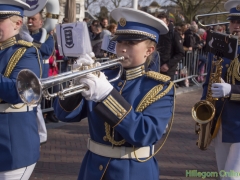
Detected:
left=30, top=87, right=218, bottom=180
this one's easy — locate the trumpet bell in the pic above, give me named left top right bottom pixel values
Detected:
left=17, top=69, right=42, bottom=105
left=192, top=100, right=216, bottom=124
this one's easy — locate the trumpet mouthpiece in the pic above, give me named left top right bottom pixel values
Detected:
left=28, top=23, right=33, bottom=26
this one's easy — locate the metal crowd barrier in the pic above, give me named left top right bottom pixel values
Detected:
left=41, top=50, right=209, bottom=113
left=173, top=49, right=208, bottom=86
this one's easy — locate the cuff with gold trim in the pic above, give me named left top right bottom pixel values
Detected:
left=230, top=85, right=240, bottom=101
left=58, top=93, right=83, bottom=112
left=94, top=88, right=131, bottom=127
left=33, top=40, right=42, bottom=49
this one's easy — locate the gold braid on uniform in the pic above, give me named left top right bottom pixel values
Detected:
left=0, top=47, right=27, bottom=103
left=104, top=71, right=173, bottom=147
left=104, top=80, right=127, bottom=146
left=104, top=122, right=126, bottom=146
left=136, top=71, right=173, bottom=112
left=18, top=40, right=42, bottom=78
left=134, top=71, right=174, bottom=162
left=17, top=40, right=33, bottom=47
left=227, top=57, right=240, bottom=85
left=4, top=47, right=27, bottom=77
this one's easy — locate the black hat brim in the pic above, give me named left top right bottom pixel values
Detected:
left=227, top=16, right=240, bottom=20
left=111, top=34, right=151, bottom=42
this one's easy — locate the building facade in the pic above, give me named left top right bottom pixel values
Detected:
left=58, top=0, right=85, bottom=22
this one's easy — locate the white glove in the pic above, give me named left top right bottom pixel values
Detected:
left=72, top=53, right=94, bottom=70
left=88, top=52, right=95, bottom=58
left=76, top=54, right=94, bottom=66
left=19, top=27, right=33, bottom=42
left=79, top=72, right=113, bottom=102
left=211, top=83, right=231, bottom=98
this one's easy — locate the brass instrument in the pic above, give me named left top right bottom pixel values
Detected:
left=16, top=57, right=124, bottom=105
left=195, top=12, right=229, bottom=27
left=192, top=56, right=223, bottom=150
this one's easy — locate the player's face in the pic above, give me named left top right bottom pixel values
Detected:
left=0, top=18, right=18, bottom=42
left=116, top=40, right=154, bottom=68
left=28, top=13, right=43, bottom=32
left=229, top=20, right=240, bottom=37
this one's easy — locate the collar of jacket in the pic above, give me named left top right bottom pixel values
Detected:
left=121, top=62, right=147, bottom=81
left=0, top=34, right=21, bottom=50
left=30, top=29, right=40, bottom=35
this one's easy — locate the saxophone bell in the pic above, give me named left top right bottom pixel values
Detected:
left=192, top=100, right=216, bottom=124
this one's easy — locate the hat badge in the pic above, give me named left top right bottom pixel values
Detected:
left=236, top=5, right=240, bottom=11
left=119, top=18, right=126, bottom=27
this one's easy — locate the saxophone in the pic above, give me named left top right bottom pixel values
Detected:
left=192, top=55, right=223, bottom=150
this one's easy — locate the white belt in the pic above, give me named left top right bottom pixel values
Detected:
left=43, top=59, right=49, bottom=64
left=0, top=103, right=36, bottom=113
left=87, top=138, right=154, bottom=159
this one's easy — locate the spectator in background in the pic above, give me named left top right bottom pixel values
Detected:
left=107, top=23, right=117, bottom=35
left=180, top=23, right=188, bottom=38
left=89, top=20, right=100, bottom=40
left=157, top=12, right=184, bottom=81
left=215, top=25, right=224, bottom=33
left=196, top=28, right=207, bottom=83
left=62, top=17, right=68, bottom=24
left=91, top=24, right=111, bottom=58
left=100, top=18, right=109, bottom=30
left=83, top=17, right=90, bottom=25
left=183, top=24, right=198, bottom=51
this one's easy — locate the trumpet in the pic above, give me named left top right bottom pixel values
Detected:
left=16, top=57, right=124, bottom=105
left=195, top=12, right=229, bottom=27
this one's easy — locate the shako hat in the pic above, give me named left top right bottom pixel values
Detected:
left=0, top=0, right=30, bottom=19
left=110, top=7, right=168, bottom=43
left=225, top=0, right=240, bottom=20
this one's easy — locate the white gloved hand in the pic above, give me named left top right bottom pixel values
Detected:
left=211, top=83, right=231, bottom=98
left=72, top=53, right=95, bottom=70
left=76, top=54, right=94, bottom=66
left=79, top=72, right=113, bottom=102
left=19, top=27, right=33, bottom=42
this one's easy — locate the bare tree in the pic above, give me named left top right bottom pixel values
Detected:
left=85, top=0, right=98, bottom=10
left=109, top=0, right=132, bottom=8
left=164, top=0, right=226, bottom=23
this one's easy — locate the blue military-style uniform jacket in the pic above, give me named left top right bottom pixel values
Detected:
left=31, top=28, right=54, bottom=78
left=0, top=35, right=42, bottom=171
left=54, top=63, right=175, bottom=180
left=202, top=50, right=240, bottom=143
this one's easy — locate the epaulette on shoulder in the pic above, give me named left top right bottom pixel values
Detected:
left=17, top=40, right=33, bottom=47
left=136, top=71, right=174, bottom=112
left=145, top=71, right=171, bottom=82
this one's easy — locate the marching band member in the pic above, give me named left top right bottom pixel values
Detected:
left=0, top=0, right=42, bottom=179
left=202, top=1, right=240, bottom=179
left=26, top=11, right=55, bottom=144
left=54, top=7, right=175, bottom=180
